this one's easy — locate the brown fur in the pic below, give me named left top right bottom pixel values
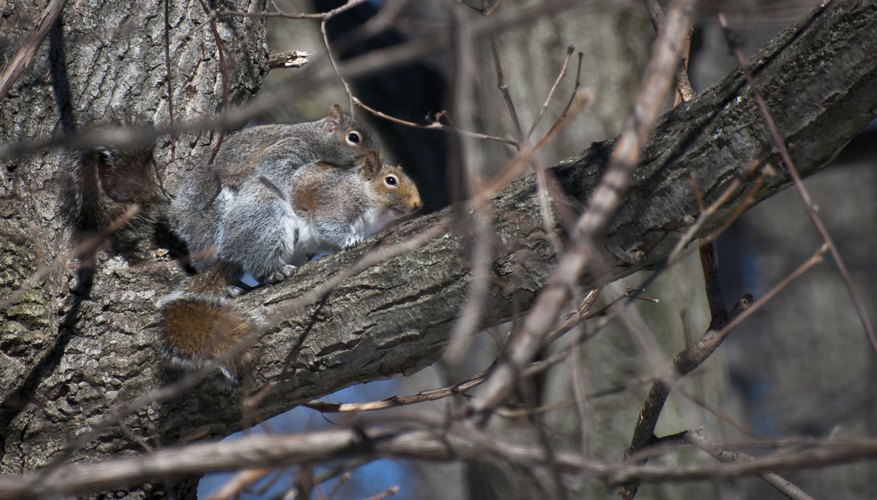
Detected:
left=160, top=262, right=254, bottom=379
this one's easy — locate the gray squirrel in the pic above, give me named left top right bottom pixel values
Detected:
left=161, top=151, right=421, bottom=380
left=172, top=104, right=381, bottom=282
left=62, top=104, right=422, bottom=382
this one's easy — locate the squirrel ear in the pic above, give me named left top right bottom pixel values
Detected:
left=361, top=151, right=380, bottom=181
left=325, top=104, right=344, bottom=133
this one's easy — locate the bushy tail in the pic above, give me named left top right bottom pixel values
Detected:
left=59, top=116, right=170, bottom=254
left=158, top=262, right=254, bottom=382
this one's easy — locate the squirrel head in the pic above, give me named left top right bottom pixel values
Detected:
left=359, top=151, right=422, bottom=216
left=322, top=104, right=380, bottom=164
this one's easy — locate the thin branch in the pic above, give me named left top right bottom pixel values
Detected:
left=352, top=96, right=518, bottom=146
left=216, top=0, right=370, bottom=21
left=200, top=0, right=230, bottom=166
left=667, top=159, right=767, bottom=262
left=470, top=0, right=698, bottom=416
left=0, top=0, right=67, bottom=101
left=489, top=36, right=524, bottom=144
left=444, top=4, right=495, bottom=365
left=718, top=12, right=877, bottom=355
left=570, top=327, right=591, bottom=461
left=484, top=0, right=506, bottom=16
left=495, top=42, right=579, bottom=252
left=9, top=424, right=877, bottom=497
left=675, top=386, right=761, bottom=440
left=163, top=0, right=177, bottom=170
left=684, top=430, right=816, bottom=500
left=478, top=88, right=593, bottom=200
left=363, top=485, right=400, bottom=500
left=303, top=370, right=487, bottom=413
left=321, top=17, right=354, bottom=112
left=642, top=0, right=695, bottom=102
left=623, top=244, right=828, bottom=497
left=526, top=45, right=575, bottom=143
left=209, top=467, right=273, bottom=500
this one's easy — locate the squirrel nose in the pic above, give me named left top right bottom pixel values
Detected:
left=411, top=198, right=423, bottom=212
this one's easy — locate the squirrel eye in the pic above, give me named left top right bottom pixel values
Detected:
left=385, top=175, right=398, bottom=187
left=346, top=131, right=362, bottom=145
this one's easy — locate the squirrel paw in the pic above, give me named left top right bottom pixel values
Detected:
left=263, top=264, right=297, bottom=284
left=225, top=285, right=245, bottom=298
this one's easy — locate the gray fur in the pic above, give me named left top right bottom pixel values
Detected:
left=170, top=106, right=380, bottom=276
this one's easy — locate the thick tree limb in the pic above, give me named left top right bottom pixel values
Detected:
left=0, top=2, right=876, bottom=493
left=219, top=1, right=877, bottom=427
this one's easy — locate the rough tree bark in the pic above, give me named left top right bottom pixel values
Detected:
left=0, top=0, right=268, bottom=497
left=0, top=1, right=875, bottom=498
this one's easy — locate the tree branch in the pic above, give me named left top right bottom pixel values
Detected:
left=214, top=1, right=877, bottom=428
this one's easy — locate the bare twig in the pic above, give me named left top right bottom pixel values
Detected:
left=363, top=485, right=400, bottom=500
left=353, top=96, right=517, bottom=146
left=525, top=45, right=575, bottom=143
left=471, top=0, right=697, bottom=416
left=642, top=0, right=695, bottom=102
left=444, top=4, right=494, bottom=365
left=489, top=37, right=524, bottom=144
left=321, top=17, right=354, bottom=111
left=199, top=0, right=230, bottom=165
left=623, top=244, right=828, bottom=498
left=9, top=424, right=877, bottom=497
left=484, top=0, right=506, bottom=16
left=684, top=430, right=816, bottom=500
left=478, top=88, right=593, bottom=200
left=163, top=0, right=178, bottom=168
left=217, top=0, right=369, bottom=21
left=718, top=12, right=877, bottom=355
left=493, top=42, right=579, bottom=251
left=667, top=159, right=766, bottom=262
left=209, top=467, right=273, bottom=500
left=0, top=0, right=67, bottom=101
left=303, top=369, right=487, bottom=413
left=570, top=327, right=591, bottom=461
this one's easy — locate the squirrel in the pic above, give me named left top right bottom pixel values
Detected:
left=171, top=103, right=381, bottom=282
left=62, top=104, right=421, bottom=382
left=159, top=150, right=422, bottom=381
left=60, top=117, right=171, bottom=261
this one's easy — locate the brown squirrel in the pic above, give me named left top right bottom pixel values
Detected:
left=62, top=105, right=422, bottom=382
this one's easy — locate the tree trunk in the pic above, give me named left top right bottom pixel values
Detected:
left=0, top=0, right=267, bottom=497
left=0, top=1, right=875, bottom=498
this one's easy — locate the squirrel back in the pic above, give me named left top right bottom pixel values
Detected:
left=160, top=152, right=421, bottom=382
left=292, top=150, right=423, bottom=251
